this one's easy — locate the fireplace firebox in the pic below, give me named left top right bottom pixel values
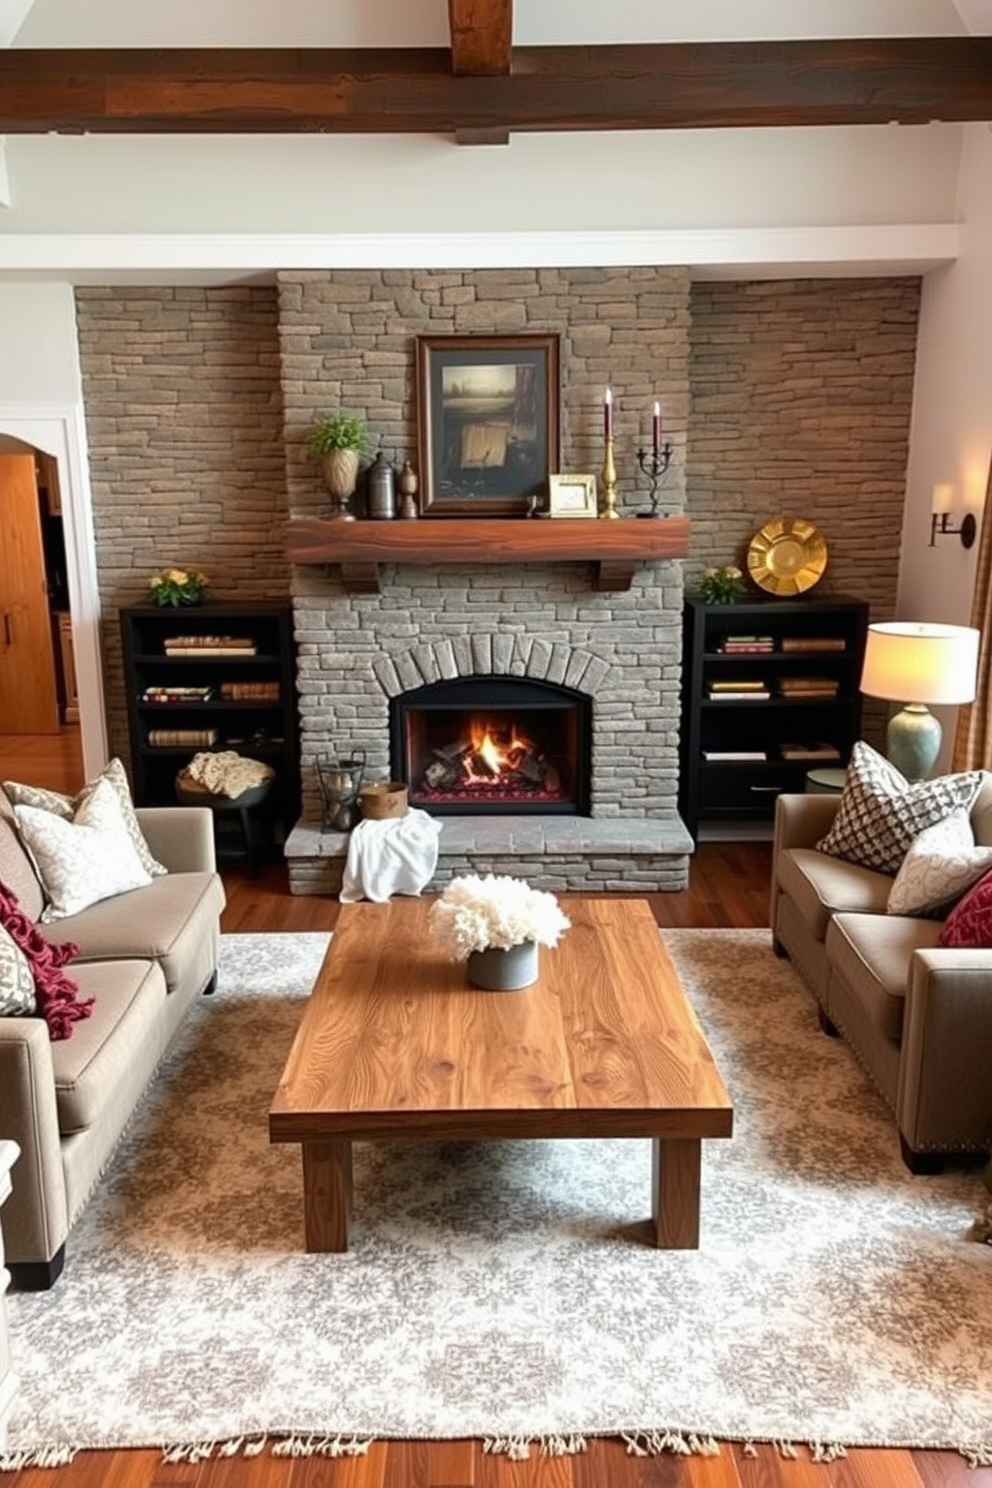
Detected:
left=390, top=676, right=591, bottom=816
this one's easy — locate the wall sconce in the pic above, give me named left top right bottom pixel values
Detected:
left=930, top=483, right=977, bottom=548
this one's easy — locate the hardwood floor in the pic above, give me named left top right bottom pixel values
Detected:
left=1, top=734, right=989, bottom=1486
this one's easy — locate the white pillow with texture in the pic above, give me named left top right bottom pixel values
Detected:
left=886, top=809, right=992, bottom=918
left=14, top=776, right=153, bottom=922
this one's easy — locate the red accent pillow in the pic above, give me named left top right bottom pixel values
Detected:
left=937, top=866, right=992, bottom=948
left=0, top=879, right=93, bottom=1039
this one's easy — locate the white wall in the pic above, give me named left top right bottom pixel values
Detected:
left=0, top=283, right=107, bottom=773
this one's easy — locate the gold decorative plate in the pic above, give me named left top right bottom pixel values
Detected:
left=746, top=516, right=828, bottom=596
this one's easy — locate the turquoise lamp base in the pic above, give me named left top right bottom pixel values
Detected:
left=886, top=704, right=942, bottom=783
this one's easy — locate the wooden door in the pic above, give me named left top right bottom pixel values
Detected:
left=0, top=454, right=60, bottom=733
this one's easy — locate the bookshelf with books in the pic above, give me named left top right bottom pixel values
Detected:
left=120, top=603, right=300, bottom=848
left=679, top=596, right=869, bottom=838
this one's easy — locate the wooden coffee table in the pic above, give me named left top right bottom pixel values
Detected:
left=269, top=896, right=732, bottom=1253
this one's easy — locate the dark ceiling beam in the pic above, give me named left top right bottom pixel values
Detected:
left=1, top=39, right=991, bottom=137
left=448, top=0, right=512, bottom=76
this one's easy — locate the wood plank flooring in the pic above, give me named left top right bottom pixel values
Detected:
left=1, top=730, right=990, bottom=1487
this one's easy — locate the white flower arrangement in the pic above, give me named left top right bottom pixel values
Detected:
left=428, top=873, right=571, bottom=961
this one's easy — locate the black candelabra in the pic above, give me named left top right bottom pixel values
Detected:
left=636, top=441, right=674, bottom=517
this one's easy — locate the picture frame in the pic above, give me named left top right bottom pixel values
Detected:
left=547, top=473, right=598, bottom=519
left=416, top=333, right=560, bottom=516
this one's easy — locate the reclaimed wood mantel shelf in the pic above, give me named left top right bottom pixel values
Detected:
left=286, top=515, right=691, bottom=593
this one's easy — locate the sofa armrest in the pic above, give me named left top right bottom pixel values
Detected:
left=0, top=1020, right=68, bottom=1267
left=137, top=806, right=216, bottom=874
left=770, top=793, right=842, bottom=934
left=896, top=947, right=992, bottom=1153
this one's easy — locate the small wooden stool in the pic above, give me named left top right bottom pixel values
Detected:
left=176, top=774, right=272, bottom=876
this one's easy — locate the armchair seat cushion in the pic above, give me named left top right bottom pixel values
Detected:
left=52, top=959, right=166, bottom=1133
left=826, top=912, right=943, bottom=1042
left=777, top=846, right=892, bottom=943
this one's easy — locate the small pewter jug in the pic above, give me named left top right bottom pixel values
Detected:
left=367, top=452, right=396, bottom=520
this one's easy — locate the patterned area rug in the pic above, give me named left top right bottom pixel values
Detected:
left=4, top=929, right=991, bottom=1467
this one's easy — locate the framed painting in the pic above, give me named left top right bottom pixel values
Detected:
left=416, top=333, right=560, bottom=516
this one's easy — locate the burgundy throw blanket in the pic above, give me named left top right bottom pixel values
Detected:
left=0, top=880, right=94, bottom=1039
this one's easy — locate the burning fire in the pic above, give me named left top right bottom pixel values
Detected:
left=462, top=717, right=529, bottom=784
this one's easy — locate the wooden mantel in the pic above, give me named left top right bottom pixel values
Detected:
left=286, top=515, right=690, bottom=593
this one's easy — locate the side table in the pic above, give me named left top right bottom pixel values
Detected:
left=0, top=1139, right=20, bottom=1451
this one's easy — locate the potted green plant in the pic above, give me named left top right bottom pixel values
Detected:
left=307, top=412, right=370, bottom=521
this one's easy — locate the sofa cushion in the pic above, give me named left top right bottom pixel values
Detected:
left=826, top=911, right=944, bottom=1042
left=0, top=922, right=35, bottom=1016
left=52, top=959, right=167, bottom=1133
left=3, top=758, right=167, bottom=880
left=816, top=742, right=984, bottom=875
left=14, top=778, right=153, bottom=922
left=886, top=810, right=992, bottom=918
left=41, top=870, right=226, bottom=997
left=0, top=882, right=93, bottom=1041
left=0, top=799, right=44, bottom=922
left=777, top=846, right=892, bottom=942
left=937, top=867, right=992, bottom=948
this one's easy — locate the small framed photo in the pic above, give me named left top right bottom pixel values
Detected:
left=547, top=473, right=598, bottom=519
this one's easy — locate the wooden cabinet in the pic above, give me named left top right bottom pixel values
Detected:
left=0, top=454, right=60, bottom=734
left=679, top=596, right=869, bottom=839
left=120, top=603, right=300, bottom=852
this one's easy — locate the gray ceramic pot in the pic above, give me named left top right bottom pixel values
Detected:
left=466, top=941, right=539, bottom=991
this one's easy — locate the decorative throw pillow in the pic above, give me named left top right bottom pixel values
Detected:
left=816, top=741, right=985, bottom=876
left=0, top=920, right=36, bottom=1017
left=3, top=757, right=166, bottom=878
left=14, top=777, right=153, bottom=922
left=0, top=879, right=91, bottom=1039
left=886, top=810, right=992, bottom=917
left=938, top=867, right=992, bottom=948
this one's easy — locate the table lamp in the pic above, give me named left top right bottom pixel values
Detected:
left=859, top=621, right=980, bottom=781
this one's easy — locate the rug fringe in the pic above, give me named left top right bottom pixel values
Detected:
left=158, top=1434, right=370, bottom=1465
left=963, top=1444, right=992, bottom=1468
left=622, top=1430, right=720, bottom=1457
left=482, top=1433, right=588, bottom=1460
left=0, top=1445, right=78, bottom=1471
left=270, top=1434, right=372, bottom=1459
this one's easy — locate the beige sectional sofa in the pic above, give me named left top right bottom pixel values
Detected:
left=770, top=781, right=992, bottom=1173
left=0, top=794, right=225, bottom=1289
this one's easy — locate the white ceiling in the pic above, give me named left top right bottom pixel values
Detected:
left=1, top=0, right=989, bottom=285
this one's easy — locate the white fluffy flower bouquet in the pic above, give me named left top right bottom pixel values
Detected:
left=428, top=873, right=571, bottom=961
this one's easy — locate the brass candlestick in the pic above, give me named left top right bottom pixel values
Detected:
left=600, top=436, right=619, bottom=519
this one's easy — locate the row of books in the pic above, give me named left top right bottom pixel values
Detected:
left=707, top=676, right=840, bottom=701
left=716, top=634, right=847, bottom=655
left=163, top=634, right=258, bottom=657
left=147, top=727, right=220, bottom=747
left=142, top=685, right=214, bottom=703
left=142, top=681, right=281, bottom=704
left=702, top=743, right=842, bottom=763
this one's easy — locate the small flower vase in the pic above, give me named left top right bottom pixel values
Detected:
left=466, top=941, right=539, bottom=992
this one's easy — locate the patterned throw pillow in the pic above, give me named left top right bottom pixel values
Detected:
left=937, top=867, right=992, bottom=947
left=14, top=777, right=153, bottom=922
left=886, top=810, right=992, bottom=917
left=0, top=920, right=36, bottom=1017
left=816, top=741, right=985, bottom=876
left=3, top=757, right=166, bottom=878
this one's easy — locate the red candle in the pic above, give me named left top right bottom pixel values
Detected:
left=652, top=401, right=662, bottom=458
left=604, top=387, right=613, bottom=440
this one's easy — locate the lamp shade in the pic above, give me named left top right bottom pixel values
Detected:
left=860, top=622, right=980, bottom=706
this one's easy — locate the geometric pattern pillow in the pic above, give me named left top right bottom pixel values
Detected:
left=3, top=756, right=166, bottom=878
left=14, top=776, right=153, bottom=922
left=937, top=867, right=992, bottom=948
left=886, top=810, right=992, bottom=917
left=816, top=741, right=985, bottom=875
left=0, top=920, right=36, bottom=1016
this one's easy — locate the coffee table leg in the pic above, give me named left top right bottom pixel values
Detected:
left=651, top=1137, right=701, bottom=1248
left=302, top=1139, right=353, bottom=1253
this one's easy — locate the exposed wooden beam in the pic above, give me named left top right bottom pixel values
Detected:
left=448, top=0, right=512, bottom=76
left=1, top=39, right=991, bottom=137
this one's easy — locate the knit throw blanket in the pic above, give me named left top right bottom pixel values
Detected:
left=0, top=880, right=92, bottom=1039
left=183, top=751, right=275, bottom=799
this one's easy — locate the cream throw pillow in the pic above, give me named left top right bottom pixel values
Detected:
left=14, top=777, right=153, bottom=922
left=886, top=809, right=992, bottom=918
left=3, top=757, right=166, bottom=878
left=0, top=922, right=36, bottom=1016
